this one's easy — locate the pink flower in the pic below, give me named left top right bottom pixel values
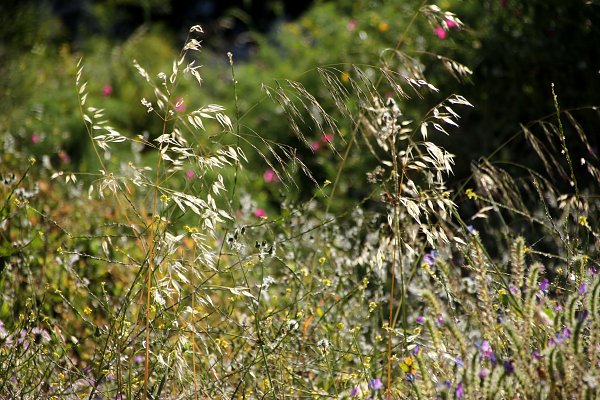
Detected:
left=31, top=133, right=41, bottom=144
left=347, top=19, right=357, bottom=32
left=254, top=208, right=267, bottom=218
left=322, top=133, right=334, bottom=144
left=102, top=85, right=113, bottom=97
left=58, top=150, right=71, bottom=164
left=263, top=169, right=279, bottom=183
left=174, top=97, right=186, bottom=112
left=446, top=19, right=458, bottom=29
left=185, top=170, right=194, bottom=180
left=310, top=141, right=321, bottom=152
left=435, top=26, right=447, bottom=39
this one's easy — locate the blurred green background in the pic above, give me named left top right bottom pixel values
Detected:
left=2, top=0, right=599, bottom=201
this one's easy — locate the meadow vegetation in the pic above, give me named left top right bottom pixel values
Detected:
left=0, top=1, right=599, bottom=399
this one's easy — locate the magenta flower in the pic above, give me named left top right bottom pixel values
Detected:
left=434, top=26, right=447, bottom=39
left=58, top=150, right=71, bottom=164
left=185, top=170, right=194, bottom=180
left=446, top=19, right=458, bottom=29
left=254, top=208, right=267, bottom=218
left=322, top=133, right=334, bottom=144
left=347, top=19, right=357, bottom=32
left=263, top=169, right=279, bottom=183
left=479, top=368, right=489, bottom=379
left=310, top=141, right=321, bottom=152
left=174, top=97, right=186, bottom=112
left=102, top=85, right=113, bottom=97
left=31, top=133, right=41, bottom=144
left=455, top=382, right=464, bottom=398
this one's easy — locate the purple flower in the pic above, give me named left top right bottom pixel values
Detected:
left=479, top=368, right=489, bottom=379
left=579, top=309, right=590, bottom=321
left=561, top=327, right=571, bottom=339
left=369, top=377, right=383, bottom=391
left=406, top=373, right=415, bottom=383
left=455, top=382, right=464, bottom=398
left=133, top=355, right=144, bottom=364
left=31, top=327, right=51, bottom=343
left=17, top=329, right=29, bottom=350
left=423, top=250, right=438, bottom=266
left=467, top=225, right=476, bottom=234
left=416, top=316, right=425, bottom=324
left=350, top=386, right=359, bottom=396
left=436, top=314, right=444, bottom=326
left=509, top=285, right=519, bottom=295
left=579, top=283, right=587, bottom=295
left=539, top=278, right=549, bottom=293
left=480, top=340, right=494, bottom=359
left=590, top=266, right=598, bottom=276
left=410, top=344, right=421, bottom=356
left=503, top=360, right=514, bottom=374
left=532, top=350, right=541, bottom=361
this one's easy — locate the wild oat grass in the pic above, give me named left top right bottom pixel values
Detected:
left=0, top=4, right=599, bottom=400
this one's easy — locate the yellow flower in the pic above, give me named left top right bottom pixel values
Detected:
left=341, top=71, right=351, bottom=83
left=83, top=306, right=92, bottom=315
left=378, top=22, right=389, bottom=32
left=369, top=301, right=378, bottom=312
